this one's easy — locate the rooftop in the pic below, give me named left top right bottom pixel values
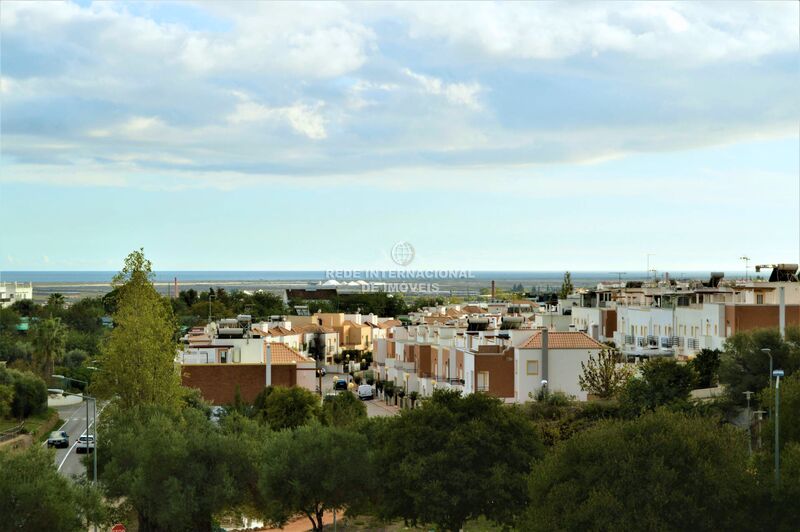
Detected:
left=519, top=331, right=605, bottom=350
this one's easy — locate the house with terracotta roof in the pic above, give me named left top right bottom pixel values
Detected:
left=180, top=342, right=316, bottom=404
left=514, top=329, right=604, bottom=401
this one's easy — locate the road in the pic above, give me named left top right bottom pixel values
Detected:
left=48, top=400, right=99, bottom=479
left=364, top=397, right=398, bottom=417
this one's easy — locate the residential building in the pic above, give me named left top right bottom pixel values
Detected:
left=0, top=282, right=33, bottom=308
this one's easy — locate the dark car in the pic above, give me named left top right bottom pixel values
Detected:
left=333, top=378, right=348, bottom=391
left=47, top=430, right=69, bottom=448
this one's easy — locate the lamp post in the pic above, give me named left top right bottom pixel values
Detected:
left=773, top=369, right=784, bottom=486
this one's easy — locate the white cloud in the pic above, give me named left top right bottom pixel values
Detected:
left=403, top=68, right=482, bottom=109
left=227, top=94, right=327, bottom=140
left=396, top=2, right=798, bottom=63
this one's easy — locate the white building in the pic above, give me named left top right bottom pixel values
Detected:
left=0, top=282, right=33, bottom=308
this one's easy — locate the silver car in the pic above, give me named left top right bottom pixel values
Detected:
left=76, top=434, right=95, bottom=453
left=47, top=430, right=69, bottom=448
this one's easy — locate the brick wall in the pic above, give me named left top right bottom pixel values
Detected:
left=474, top=350, right=515, bottom=399
left=181, top=364, right=297, bottom=405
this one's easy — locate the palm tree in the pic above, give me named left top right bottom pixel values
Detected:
left=46, top=293, right=65, bottom=310
left=32, top=317, right=66, bottom=378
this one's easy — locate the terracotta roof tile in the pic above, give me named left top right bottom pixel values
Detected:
left=268, top=342, right=313, bottom=365
left=519, top=331, right=605, bottom=350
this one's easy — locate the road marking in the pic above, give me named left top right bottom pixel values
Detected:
left=57, top=401, right=108, bottom=473
left=42, top=403, right=86, bottom=447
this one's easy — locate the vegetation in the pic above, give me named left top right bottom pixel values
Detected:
left=691, top=348, right=722, bottom=388
left=618, top=358, right=696, bottom=417
left=578, top=348, right=633, bottom=399
left=0, top=365, right=48, bottom=419
left=0, top=446, right=106, bottom=531
left=257, top=423, right=369, bottom=532
left=91, top=249, right=183, bottom=409
left=370, top=390, right=543, bottom=531
left=720, top=327, right=800, bottom=404
left=524, top=410, right=758, bottom=532
left=558, top=271, right=573, bottom=298
left=321, top=390, right=367, bottom=427
left=252, top=385, right=321, bottom=430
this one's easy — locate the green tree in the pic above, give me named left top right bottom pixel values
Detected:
left=691, top=348, right=722, bottom=388
left=618, top=358, right=696, bottom=416
left=252, top=386, right=321, bottom=430
left=371, top=390, right=543, bottom=530
left=98, top=404, right=248, bottom=531
left=257, top=423, right=368, bottom=532
left=92, top=249, right=182, bottom=409
left=31, top=316, right=66, bottom=378
left=523, top=410, right=757, bottom=532
left=45, top=292, right=66, bottom=314
left=761, top=372, right=800, bottom=450
left=0, top=383, right=14, bottom=418
left=321, top=390, right=366, bottom=427
left=578, top=348, right=633, bottom=399
left=720, top=327, right=800, bottom=404
left=0, top=366, right=48, bottom=418
left=559, top=271, right=573, bottom=298
left=0, top=446, right=106, bottom=531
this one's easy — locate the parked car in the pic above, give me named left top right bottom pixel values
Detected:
left=47, top=431, right=69, bottom=448
left=357, top=384, right=374, bottom=400
left=333, top=378, right=348, bottom=391
left=76, top=434, right=95, bottom=453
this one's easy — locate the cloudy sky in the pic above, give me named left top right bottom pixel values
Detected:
left=1, top=1, right=798, bottom=272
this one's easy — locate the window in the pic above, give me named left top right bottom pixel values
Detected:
left=477, top=371, right=490, bottom=392
left=526, top=360, right=539, bottom=375
left=757, top=294, right=764, bottom=304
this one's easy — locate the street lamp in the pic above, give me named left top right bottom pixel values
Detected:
left=47, top=387, right=97, bottom=486
left=773, top=369, right=784, bottom=486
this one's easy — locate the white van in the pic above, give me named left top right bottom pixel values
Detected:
left=357, top=384, right=374, bottom=400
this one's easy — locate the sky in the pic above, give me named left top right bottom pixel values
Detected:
left=1, top=1, right=798, bottom=272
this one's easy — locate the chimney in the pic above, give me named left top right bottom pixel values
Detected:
left=541, top=328, right=549, bottom=383
left=491, top=280, right=496, bottom=299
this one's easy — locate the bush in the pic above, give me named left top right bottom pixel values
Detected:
left=0, top=366, right=48, bottom=419
left=322, top=391, right=367, bottom=427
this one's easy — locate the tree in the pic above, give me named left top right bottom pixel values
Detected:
left=31, top=316, right=66, bottom=378
left=720, top=327, right=800, bottom=404
left=252, top=386, right=321, bottom=430
left=618, top=358, right=696, bottom=417
left=559, top=271, right=573, bottom=298
left=578, top=348, right=633, bottom=399
left=45, top=293, right=66, bottom=314
left=98, top=404, right=249, bottom=531
left=523, top=410, right=758, bottom=532
left=91, top=249, right=182, bottom=409
left=0, top=366, right=48, bottom=418
left=257, top=423, right=369, bottom=532
left=371, top=390, right=543, bottom=530
left=0, top=446, right=106, bottom=531
left=321, top=390, right=366, bottom=427
left=691, top=348, right=722, bottom=388
left=761, top=372, right=800, bottom=450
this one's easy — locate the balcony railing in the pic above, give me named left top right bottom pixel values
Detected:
left=476, top=385, right=490, bottom=392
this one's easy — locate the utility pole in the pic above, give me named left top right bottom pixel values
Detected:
left=610, top=272, right=626, bottom=284
left=774, top=369, right=784, bottom=486
left=740, top=256, right=750, bottom=281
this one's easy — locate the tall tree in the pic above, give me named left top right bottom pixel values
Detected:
left=559, top=271, right=573, bottom=298
left=691, top=348, right=722, bottom=388
left=578, top=348, right=633, bottom=399
left=257, top=423, right=369, bottom=532
left=523, top=410, right=758, bottom=532
left=92, top=249, right=182, bottom=409
left=31, top=316, right=66, bottom=378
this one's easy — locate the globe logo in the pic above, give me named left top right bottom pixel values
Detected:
left=391, top=241, right=415, bottom=267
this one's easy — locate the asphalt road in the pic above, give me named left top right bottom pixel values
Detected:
left=48, top=400, right=99, bottom=479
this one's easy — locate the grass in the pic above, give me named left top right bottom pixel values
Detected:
left=0, top=408, right=61, bottom=442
